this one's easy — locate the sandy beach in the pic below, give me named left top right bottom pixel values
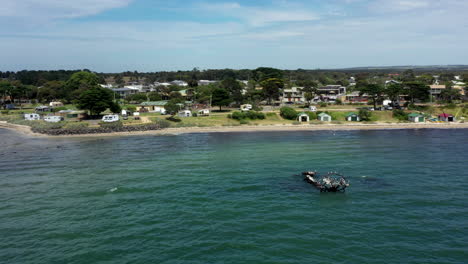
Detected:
left=1, top=120, right=467, bottom=138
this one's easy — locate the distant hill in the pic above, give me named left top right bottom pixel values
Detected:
left=334, top=65, right=468, bottom=72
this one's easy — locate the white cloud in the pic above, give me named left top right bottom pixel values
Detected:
left=0, top=0, right=132, bottom=19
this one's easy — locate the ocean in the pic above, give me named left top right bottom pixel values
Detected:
left=1, top=128, right=467, bottom=263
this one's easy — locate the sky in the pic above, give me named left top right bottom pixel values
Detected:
left=1, top=0, right=467, bottom=72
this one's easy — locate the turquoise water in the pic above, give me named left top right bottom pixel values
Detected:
left=1, top=128, right=467, bottom=263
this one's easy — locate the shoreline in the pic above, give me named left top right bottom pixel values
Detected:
left=2, top=121, right=468, bottom=138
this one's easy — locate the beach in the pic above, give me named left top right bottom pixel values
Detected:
left=1, top=120, right=467, bottom=138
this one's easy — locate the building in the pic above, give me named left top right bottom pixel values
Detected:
left=342, top=92, right=368, bottom=103
left=345, top=112, right=360, bottom=122
left=429, top=85, right=446, bottom=99
left=49, top=101, right=64, bottom=107
left=438, top=113, right=455, bottom=122
left=171, top=80, right=188, bottom=87
left=408, top=113, right=425, bottom=123
left=318, top=113, right=332, bottom=122
left=297, top=112, right=309, bottom=122
left=317, top=85, right=346, bottom=96
left=138, top=101, right=168, bottom=113
left=198, top=80, right=217, bottom=86
left=111, top=88, right=139, bottom=98
left=281, top=87, right=305, bottom=103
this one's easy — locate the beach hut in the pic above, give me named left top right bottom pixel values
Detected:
left=24, top=113, right=40, bottom=121
left=198, top=109, right=210, bottom=116
left=178, top=110, right=192, bottom=117
left=318, top=112, right=332, bottom=122
left=408, top=113, right=425, bottom=123
left=345, top=112, right=360, bottom=122
left=297, top=112, right=310, bottom=122
left=438, top=113, right=455, bottom=122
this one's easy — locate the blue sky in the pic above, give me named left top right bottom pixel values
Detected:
left=1, top=0, right=467, bottom=72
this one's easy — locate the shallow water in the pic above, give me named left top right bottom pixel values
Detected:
left=1, top=128, right=467, bottom=263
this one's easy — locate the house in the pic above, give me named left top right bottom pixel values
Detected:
left=318, top=112, right=332, bottom=122
left=317, top=85, right=346, bottom=96
left=438, top=113, right=455, bottom=122
left=281, top=87, right=305, bottom=103
left=429, top=85, right=446, bottom=99
left=49, top=101, right=64, bottom=107
left=138, top=101, right=168, bottom=113
left=58, top=110, right=87, bottom=121
left=198, top=80, right=217, bottom=86
left=343, top=91, right=368, bottom=103
left=111, top=87, right=139, bottom=98
left=198, top=109, right=210, bottom=116
left=297, top=112, right=310, bottom=122
left=408, top=113, right=425, bottom=123
left=24, top=113, right=40, bottom=121
left=345, top=112, right=360, bottom=122
left=178, top=110, right=192, bottom=117
left=171, top=80, right=188, bottom=87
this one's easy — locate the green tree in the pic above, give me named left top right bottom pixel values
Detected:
left=147, top=92, right=162, bottom=101
left=211, top=87, right=232, bottom=111
left=221, top=78, right=243, bottom=105
left=358, top=83, right=384, bottom=109
left=358, top=108, right=372, bottom=121
left=280, top=107, right=298, bottom=120
left=404, top=82, right=430, bottom=103
left=440, top=88, right=462, bottom=103
left=65, top=71, right=101, bottom=102
left=76, top=87, right=114, bottom=115
left=109, top=102, right=122, bottom=113
left=165, top=98, right=183, bottom=115
left=302, top=83, right=318, bottom=106
left=385, top=83, right=403, bottom=103
left=252, top=67, right=283, bottom=82
left=260, top=78, right=284, bottom=105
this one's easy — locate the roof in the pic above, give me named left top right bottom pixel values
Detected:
left=297, top=112, right=308, bottom=116
left=140, top=101, right=168, bottom=106
left=408, top=113, right=423, bottom=117
left=318, top=112, right=331, bottom=117
left=346, top=112, right=358, bottom=117
left=429, top=85, right=446, bottom=89
left=438, top=113, right=453, bottom=117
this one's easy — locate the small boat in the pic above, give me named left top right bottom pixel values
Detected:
left=303, top=171, right=349, bottom=192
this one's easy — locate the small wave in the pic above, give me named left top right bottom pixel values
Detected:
left=109, top=187, right=118, bottom=193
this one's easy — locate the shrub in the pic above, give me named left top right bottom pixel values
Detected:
left=307, top=112, right=317, bottom=120
left=154, top=119, right=171, bottom=128
left=99, top=121, right=123, bottom=129
left=166, top=116, right=182, bottom=122
left=319, top=102, right=327, bottom=107
left=192, top=113, right=198, bottom=117
left=335, top=99, right=343, bottom=105
left=280, top=107, right=298, bottom=120
left=358, top=108, right=372, bottom=121
left=393, top=109, right=408, bottom=121
left=266, top=112, right=277, bottom=117
left=125, top=105, right=137, bottom=112
left=239, top=119, right=250, bottom=125
left=229, top=111, right=265, bottom=120
left=1, top=110, right=9, bottom=115
left=252, top=105, right=263, bottom=111
left=53, top=106, right=68, bottom=112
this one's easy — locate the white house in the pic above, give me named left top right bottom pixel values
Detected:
left=318, top=113, right=332, bottom=122
left=282, top=87, right=305, bottom=103
left=24, top=113, right=40, bottom=121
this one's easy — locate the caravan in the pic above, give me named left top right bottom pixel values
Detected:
left=44, top=116, right=64, bottom=123
left=24, top=113, right=41, bottom=121
left=102, top=115, right=120, bottom=122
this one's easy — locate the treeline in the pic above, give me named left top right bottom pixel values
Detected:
left=3, top=68, right=468, bottom=87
